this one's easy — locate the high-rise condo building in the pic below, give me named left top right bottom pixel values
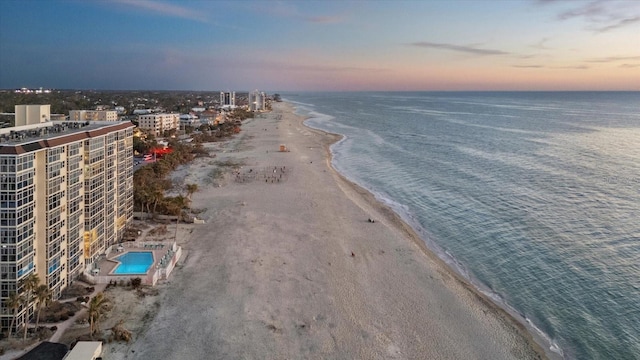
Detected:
left=0, top=105, right=134, bottom=331
left=248, top=90, right=266, bottom=111
left=220, top=91, right=235, bottom=108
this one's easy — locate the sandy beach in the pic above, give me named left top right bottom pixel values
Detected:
left=117, top=102, right=547, bottom=359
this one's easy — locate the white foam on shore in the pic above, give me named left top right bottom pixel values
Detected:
left=526, top=317, right=565, bottom=357
left=291, top=100, right=566, bottom=360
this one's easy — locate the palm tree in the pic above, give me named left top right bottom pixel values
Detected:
left=34, top=284, right=52, bottom=329
left=20, top=273, right=40, bottom=341
left=170, top=195, right=188, bottom=242
left=89, top=292, right=108, bottom=337
left=150, top=186, right=164, bottom=216
left=5, top=292, right=23, bottom=339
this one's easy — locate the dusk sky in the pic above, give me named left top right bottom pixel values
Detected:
left=1, top=0, right=639, bottom=91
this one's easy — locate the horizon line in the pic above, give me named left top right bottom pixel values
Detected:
left=1, top=88, right=639, bottom=93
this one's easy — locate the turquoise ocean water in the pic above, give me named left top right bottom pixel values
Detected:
left=285, top=92, right=640, bottom=360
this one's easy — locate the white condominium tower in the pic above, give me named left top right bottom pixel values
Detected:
left=248, top=90, right=266, bottom=111
left=0, top=105, right=134, bottom=331
left=220, top=91, right=235, bottom=107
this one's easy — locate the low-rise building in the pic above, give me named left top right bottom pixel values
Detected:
left=137, top=113, right=179, bottom=135
left=179, top=114, right=200, bottom=128
left=132, top=109, right=152, bottom=115
left=69, top=110, right=118, bottom=121
left=198, top=110, right=218, bottom=125
left=14, top=104, right=50, bottom=126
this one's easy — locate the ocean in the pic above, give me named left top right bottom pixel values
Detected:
left=284, top=92, right=640, bottom=360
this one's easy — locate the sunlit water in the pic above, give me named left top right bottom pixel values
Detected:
left=284, top=92, right=640, bottom=360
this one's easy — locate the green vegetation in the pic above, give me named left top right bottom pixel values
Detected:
left=20, top=273, right=40, bottom=341
left=89, top=292, right=108, bottom=337
left=133, top=140, right=194, bottom=215
left=133, top=120, right=247, bottom=216
left=34, top=285, right=52, bottom=329
left=5, top=292, right=22, bottom=339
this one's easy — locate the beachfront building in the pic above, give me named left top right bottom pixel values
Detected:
left=0, top=105, right=134, bottom=332
left=137, top=113, right=179, bottom=136
left=220, top=91, right=236, bottom=109
left=199, top=110, right=218, bottom=125
left=248, top=90, right=266, bottom=111
left=179, top=114, right=200, bottom=128
left=69, top=110, right=118, bottom=122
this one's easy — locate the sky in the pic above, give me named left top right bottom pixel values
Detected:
left=0, top=0, right=638, bottom=91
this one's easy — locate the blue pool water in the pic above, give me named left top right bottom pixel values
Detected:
left=112, top=251, right=154, bottom=275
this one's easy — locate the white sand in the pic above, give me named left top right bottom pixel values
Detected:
left=119, top=103, right=548, bottom=359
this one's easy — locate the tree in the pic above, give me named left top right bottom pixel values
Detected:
left=133, top=136, right=150, bottom=155
left=162, top=128, right=177, bottom=138
left=5, top=292, right=23, bottom=339
left=89, top=292, right=108, bottom=337
left=185, top=183, right=198, bottom=201
left=150, top=185, right=164, bottom=215
left=167, top=195, right=189, bottom=242
left=34, top=284, right=52, bottom=329
left=20, top=273, right=40, bottom=341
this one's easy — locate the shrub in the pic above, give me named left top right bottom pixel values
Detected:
left=60, top=315, right=69, bottom=321
left=131, top=277, right=142, bottom=289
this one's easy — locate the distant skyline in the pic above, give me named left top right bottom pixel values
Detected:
left=0, top=0, right=639, bottom=91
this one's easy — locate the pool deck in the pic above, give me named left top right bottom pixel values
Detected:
left=88, top=241, right=182, bottom=286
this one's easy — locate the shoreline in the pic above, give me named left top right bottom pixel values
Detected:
left=297, top=104, right=558, bottom=360
left=125, top=102, right=551, bottom=359
left=289, top=100, right=556, bottom=359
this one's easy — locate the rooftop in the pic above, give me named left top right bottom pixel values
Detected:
left=0, top=120, right=134, bottom=154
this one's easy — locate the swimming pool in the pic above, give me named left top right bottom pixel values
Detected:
left=112, top=251, right=154, bottom=275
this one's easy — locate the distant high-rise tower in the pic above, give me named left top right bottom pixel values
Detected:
left=220, top=91, right=235, bottom=107
left=248, top=90, right=266, bottom=111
